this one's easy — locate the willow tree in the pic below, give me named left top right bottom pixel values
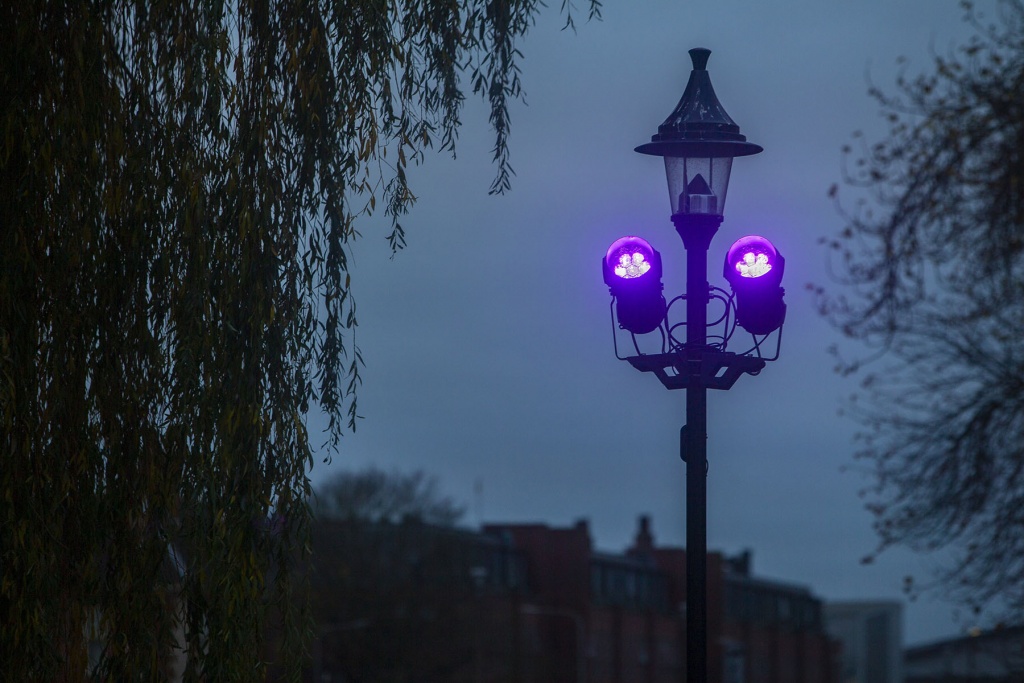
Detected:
left=0, top=0, right=600, bottom=679
left=816, top=0, right=1024, bottom=618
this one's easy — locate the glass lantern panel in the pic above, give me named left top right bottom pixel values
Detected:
left=663, top=156, right=733, bottom=216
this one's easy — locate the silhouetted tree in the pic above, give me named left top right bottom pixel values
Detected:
left=815, top=0, right=1024, bottom=617
left=0, top=1, right=599, bottom=679
left=316, top=466, right=466, bottom=526
left=310, top=470, right=478, bottom=682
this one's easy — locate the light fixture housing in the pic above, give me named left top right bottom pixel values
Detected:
left=635, top=48, right=762, bottom=218
left=603, top=236, right=666, bottom=335
left=723, top=235, right=786, bottom=335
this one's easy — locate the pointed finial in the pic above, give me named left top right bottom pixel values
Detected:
left=689, top=47, right=711, bottom=71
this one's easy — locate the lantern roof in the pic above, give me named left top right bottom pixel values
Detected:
left=635, top=48, right=763, bottom=159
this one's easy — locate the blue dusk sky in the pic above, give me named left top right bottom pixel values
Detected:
left=306, top=0, right=999, bottom=646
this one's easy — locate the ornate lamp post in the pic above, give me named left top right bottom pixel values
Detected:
left=603, top=48, right=785, bottom=683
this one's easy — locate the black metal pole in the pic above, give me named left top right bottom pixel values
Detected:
left=674, top=212, right=721, bottom=683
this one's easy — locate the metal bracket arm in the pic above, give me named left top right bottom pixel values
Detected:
left=625, top=350, right=766, bottom=390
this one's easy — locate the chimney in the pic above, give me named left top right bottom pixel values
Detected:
left=631, top=514, right=655, bottom=558
left=728, top=549, right=752, bottom=576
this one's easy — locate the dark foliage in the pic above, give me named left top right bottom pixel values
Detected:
left=315, top=466, right=466, bottom=526
left=309, top=516, right=478, bottom=682
left=0, top=0, right=599, bottom=679
left=815, top=0, right=1024, bottom=616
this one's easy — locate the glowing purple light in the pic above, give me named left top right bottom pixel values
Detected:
left=604, top=236, right=659, bottom=284
left=722, top=234, right=787, bottom=334
left=735, top=250, right=772, bottom=278
left=724, top=235, right=782, bottom=288
left=602, top=235, right=666, bottom=335
left=615, top=251, right=651, bottom=279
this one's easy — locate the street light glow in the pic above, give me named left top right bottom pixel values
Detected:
left=736, top=251, right=772, bottom=278
left=603, top=236, right=665, bottom=335
left=725, top=235, right=781, bottom=286
left=723, top=235, right=786, bottom=335
left=605, top=236, right=658, bottom=282
left=615, top=251, right=652, bottom=279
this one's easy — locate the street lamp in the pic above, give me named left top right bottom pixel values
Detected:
left=602, top=48, right=785, bottom=683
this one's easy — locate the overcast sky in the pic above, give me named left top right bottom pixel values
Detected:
left=306, top=0, right=997, bottom=646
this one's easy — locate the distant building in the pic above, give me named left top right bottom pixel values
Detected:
left=904, top=625, right=1024, bottom=682
left=719, top=551, right=838, bottom=683
left=308, top=514, right=840, bottom=683
left=823, top=601, right=903, bottom=683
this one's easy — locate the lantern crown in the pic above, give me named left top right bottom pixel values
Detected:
left=635, top=48, right=762, bottom=159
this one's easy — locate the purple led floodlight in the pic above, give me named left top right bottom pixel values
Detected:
left=724, top=235, right=783, bottom=287
left=603, top=236, right=666, bottom=335
left=604, top=236, right=661, bottom=284
left=723, top=235, right=786, bottom=335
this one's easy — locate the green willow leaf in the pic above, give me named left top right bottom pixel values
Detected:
left=0, top=0, right=600, bottom=680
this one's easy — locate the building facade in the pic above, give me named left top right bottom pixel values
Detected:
left=823, top=601, right=903, bottom=683
left=308, top=515, right=839, bottom=683
left=904, top=625, right=1024, bottom=683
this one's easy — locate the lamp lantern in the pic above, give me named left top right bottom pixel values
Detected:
left=634, top=48, right=762, bottom=217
